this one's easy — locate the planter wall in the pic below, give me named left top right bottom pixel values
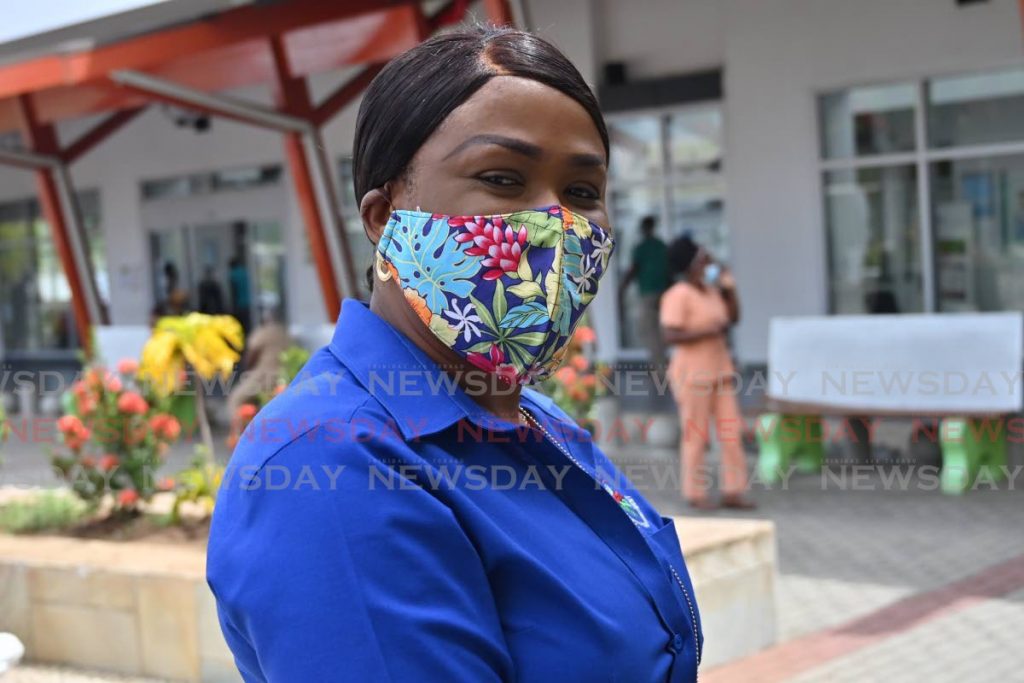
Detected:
left=0, top=536, right=239, bottom=682
left=0, top=517, right=777, bottom=680
left=674, top=516, right=779, bottom=668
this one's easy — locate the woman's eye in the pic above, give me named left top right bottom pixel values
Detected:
left=567, top=184, right=601, bottom=201
left=478, top=174, right=521, bottom=188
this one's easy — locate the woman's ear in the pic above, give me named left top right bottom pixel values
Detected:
left=360, top=187, right=393, bottom=245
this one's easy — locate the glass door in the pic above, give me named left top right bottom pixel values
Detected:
left=148, top=220, right=287, bottom=331
left=607, top=103, right=726, bottom=356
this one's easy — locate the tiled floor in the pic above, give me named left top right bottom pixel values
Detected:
left=613, top=444, right=1024, bottom=682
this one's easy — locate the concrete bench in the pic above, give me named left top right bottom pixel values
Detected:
left=757, top=313, right=1023, bottom=494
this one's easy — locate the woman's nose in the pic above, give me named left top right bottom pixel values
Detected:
left=529, top=190, right=562, bottom=208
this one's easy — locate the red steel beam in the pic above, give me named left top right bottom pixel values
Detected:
left=62, top=106, right=145, bottom=164
left=15, top=96, right=97, bottom=350
left=0, top=0, right=415, bottom=101
left=270, top=37, right=352, bottom=317
left=311, top=64, right=386, bottom=128
left=310, top=0, right=467, bottom=127
left=429, top=0, right=471, bottom=31
left=282, top=134, right=344, bottom=318
left=482, top=0, right=515, bottom=27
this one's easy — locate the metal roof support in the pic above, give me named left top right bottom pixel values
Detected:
left=269, top=35, right=357, bottom=316
left=62, top=106, right=145, bottom=164
left=110, top=70, right=309, bottom=132
left=12, top=95, right=106, bottom=351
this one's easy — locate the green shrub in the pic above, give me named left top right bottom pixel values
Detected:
left=0, top=491, right=89, bottom=534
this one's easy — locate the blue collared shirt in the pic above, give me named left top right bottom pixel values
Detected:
left=207, top=300, right=702, bottom=682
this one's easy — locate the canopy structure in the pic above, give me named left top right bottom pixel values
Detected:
left=0, top=0, right=515, bottom=350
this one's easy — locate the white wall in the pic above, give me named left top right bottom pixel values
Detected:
left=722, top=0, right=1024, bottom=362
left=596, top=0, right=724, bottom=79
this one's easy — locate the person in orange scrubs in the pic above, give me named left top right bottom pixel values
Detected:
left=659, top=236, right=755, bottom=510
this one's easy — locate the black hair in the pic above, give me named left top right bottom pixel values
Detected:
left=668, top=235, right=700, bottom=277
left=353, top=25, right=608, bottom=206
left=640, top=215, right=657, bottom=233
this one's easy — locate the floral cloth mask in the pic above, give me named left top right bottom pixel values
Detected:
left=375, top=205, right=615, bottom=384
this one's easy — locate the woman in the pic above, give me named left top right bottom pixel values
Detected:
left=660, top=236, right=755, bottom=510
left=208, top=27, right=702, bottom=683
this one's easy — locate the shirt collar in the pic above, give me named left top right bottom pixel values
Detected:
left=329, top=299, right=561, bottom=440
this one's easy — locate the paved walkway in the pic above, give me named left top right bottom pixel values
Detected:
left=614, top=444, right=1024, bottom=682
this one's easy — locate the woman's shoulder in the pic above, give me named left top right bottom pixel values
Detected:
left=227, top=349, right=404, bottom=474
left=663, top=280, right=698, bottom=301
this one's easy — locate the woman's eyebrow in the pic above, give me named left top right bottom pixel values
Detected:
left=443, top=134, right=542, bottom=160
left=569, top=152, right=606, bottom=168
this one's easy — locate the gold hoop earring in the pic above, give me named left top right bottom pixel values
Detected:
left=374, top=251, right=393, bottom=282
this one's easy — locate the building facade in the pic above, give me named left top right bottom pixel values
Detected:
left=1, top=0, right=1022, bottom=366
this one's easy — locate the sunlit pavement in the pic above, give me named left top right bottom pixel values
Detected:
left=611, top=444, right=1024, bottom=682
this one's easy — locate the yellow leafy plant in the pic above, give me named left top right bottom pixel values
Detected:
left=139, top=313, right=243, bottom=460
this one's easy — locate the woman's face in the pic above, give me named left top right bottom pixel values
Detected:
left=362, top=75, right=610, bottom=239
left=688, top=248, right=711, bottom=282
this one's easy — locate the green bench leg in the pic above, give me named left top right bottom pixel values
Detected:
left=756, top=414, right=824, bottom=483
left=940, top=417, right=1007, bottom=495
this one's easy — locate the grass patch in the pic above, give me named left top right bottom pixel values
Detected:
left=0, top=491, right=90, bottom=534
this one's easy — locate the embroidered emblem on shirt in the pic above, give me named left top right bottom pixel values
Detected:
left=600, top=482, right=650, bottom=528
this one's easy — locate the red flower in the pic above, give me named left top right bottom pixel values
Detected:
left=466, top=345, right=520, bottom=385
left=99, top=453, right=120, bottom=471
left=117, top=489, right=139, bottom=507
left=80, top=455, right=96, bottom=469
left=117, top=358, right=139, bottom=375
left=554, top=366, right=579, bottom=385
left=57, top=414, right=84, bottom=434
left=149, top=414, right=181, bottom=441
left=574, top=325, right=597, bottom=345
left=85, top=368, right=104, bottom=389
left=105, top=376, right=123, bottom=394
left=236, top=403, right=259, bottom=421
left=157, top=477, right=176, bottom=491
left=77, top=394, right=97, bottom=417
left=117, top=391, right=149, bottom=415
left=71, top=381, right=89, bottom=399
left=454, top=217, right=527, bottom=280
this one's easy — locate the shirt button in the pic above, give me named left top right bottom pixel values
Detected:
left=668, top=633, right=685, bottom=654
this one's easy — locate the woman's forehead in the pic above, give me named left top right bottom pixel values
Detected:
left=422, top=76, right=606, bottom=161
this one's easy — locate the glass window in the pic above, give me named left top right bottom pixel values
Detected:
left=667, top=108, right=722, bottom=173
left=0, top=191, right=103, bottom=354
left=931, top=154, right=1024, bottom=312
left=824, top=166, right=923, bottom=314
left=609, top=184, right=666, bottom=352
left=666, top=180, right=727, bottom=260
left=609, top=117, right=662, bottom=183
left=142, top=165, right=282, bottom=200
left=820, top=83, right=917, bottom=158
left=928, top=67, right=1024, bottom=149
